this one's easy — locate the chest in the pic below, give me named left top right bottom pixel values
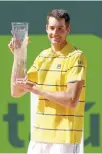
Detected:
left=38, top=57, right=69, bottom=91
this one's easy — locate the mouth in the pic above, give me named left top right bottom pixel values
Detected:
left=52, top=37, right=61, bottom=41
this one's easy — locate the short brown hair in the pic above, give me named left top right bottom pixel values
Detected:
left=47, top=9, right=70, bottom=26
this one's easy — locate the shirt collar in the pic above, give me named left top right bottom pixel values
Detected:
left=50, top=41, right=74, bottom=56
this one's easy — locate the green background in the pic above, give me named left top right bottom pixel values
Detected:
left=0, top=1, right=102, bottom=153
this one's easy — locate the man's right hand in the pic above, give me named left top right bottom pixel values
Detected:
left=8, top=38, right=14, bottom=53
left=8, top=37, right=30, bottom=53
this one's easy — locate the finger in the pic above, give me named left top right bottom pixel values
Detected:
left=23, top=87, right=31, bottom=92
left=28, top=37, right=30, bottom=44
left=26, top=80, right=35, bottom=86
left=16, top=79, right=26, bottom=85
left=16, top=80, right=24, bottom=84
left=8, top=45, right=14, bottom=52
left=11, top=37, right=14, bottom=44
left=9, top=46, right=14, bottom=52
left=8, top=38, right=14, bottom=52
left=22, top=76, right=28, bottom=82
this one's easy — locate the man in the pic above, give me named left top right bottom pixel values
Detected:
left=8, top=9, right=87, bottom=154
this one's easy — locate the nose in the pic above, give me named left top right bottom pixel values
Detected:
left=53, top=28, right=59, bottom=35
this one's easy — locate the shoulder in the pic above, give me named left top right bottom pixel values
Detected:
left=38, top=48, right=51, bottom=57
left=68, top=48, right=87, bottom=66
left=69, top=48, right=87, bottom=60
left=69, top=48, right=83, bottom=58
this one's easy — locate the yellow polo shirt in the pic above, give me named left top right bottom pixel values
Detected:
left=27, top=42, right=87, bottom=144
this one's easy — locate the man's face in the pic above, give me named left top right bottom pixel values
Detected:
left=46, top=17, right=70, bottom=45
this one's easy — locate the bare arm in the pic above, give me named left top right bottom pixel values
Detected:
left=9, top=37, right=29, bottom=98
left=32, top=80, right=84, bottom=108
left=11, top=55, right=27, bottom=97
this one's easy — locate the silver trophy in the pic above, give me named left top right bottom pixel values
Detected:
left=11, top=22, right=29, bottom=80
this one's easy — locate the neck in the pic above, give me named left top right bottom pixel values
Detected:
left=51, top=40, right=67, bottom=53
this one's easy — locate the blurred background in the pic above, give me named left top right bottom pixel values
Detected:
left=0, top=1, right=102, bottom=153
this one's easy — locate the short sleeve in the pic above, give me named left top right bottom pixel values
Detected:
left=27, top=56, right=39, bottom=83
left=67, top=53, right=87, bottom=83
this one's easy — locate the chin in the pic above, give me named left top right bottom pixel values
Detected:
left=51, top=41, right=61, bottom=45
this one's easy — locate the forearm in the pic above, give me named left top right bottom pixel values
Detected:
left=40, top=81, right=84, bottom=108
left=41, top=90, right=72, bottom=107
left=11, top=55, right=27, bottom=97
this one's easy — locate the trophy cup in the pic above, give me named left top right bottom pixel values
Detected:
left=11, top=22, right=29, bottom=80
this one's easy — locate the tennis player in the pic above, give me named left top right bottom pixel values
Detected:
left=8, top=9, right=87, bottom=154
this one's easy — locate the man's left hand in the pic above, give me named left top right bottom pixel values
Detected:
left=16, top=79, right=42, bottom=95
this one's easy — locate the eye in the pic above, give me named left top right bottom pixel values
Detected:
left=58, top=27, right=63, bottom=30
left=50, top=26, right=55, bottom=30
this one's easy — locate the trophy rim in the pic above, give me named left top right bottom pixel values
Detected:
left=11, top=22, right=29, bottom=26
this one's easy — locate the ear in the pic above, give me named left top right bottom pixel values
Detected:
left=46, top=24, right=48, bottom=33
left=67, top=25, right=70, bottom=34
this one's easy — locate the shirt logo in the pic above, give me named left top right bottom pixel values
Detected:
left=78, top=60, right=83, bottom=65
left=57, top=64, right=61, bottom=69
